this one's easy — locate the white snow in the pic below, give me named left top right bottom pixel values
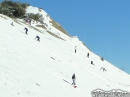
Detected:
left=0, top=6, right=130, bottom=97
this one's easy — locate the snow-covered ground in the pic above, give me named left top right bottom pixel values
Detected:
left=0, top=6, right=130, bottom=97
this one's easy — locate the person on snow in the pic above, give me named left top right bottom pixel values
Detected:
left=91, top=61, right=94, bottom=65
left=71, top=73, right=76, bottom=85
left=87, top=52, right=89, bottom=58
left=75, top=46, right=77, bottom=53
left=29, top=19, right=31, bottom=25
left=35, top=35, right=40, bottom=42
left=11, top=22, right=14, bottom=26
left=100, top=67, right=107, bottom=72
left=24, top=27, right=28, bottom=35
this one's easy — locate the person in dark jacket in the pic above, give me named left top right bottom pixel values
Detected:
left=91, top=61, right=94, bottom=65
left=35, top=35, right=40, bottom=42
left=87, top=52, right=89, bottom=58
left=75, top=46, right=76, bottom=53
left=24, top=27, right=28, bottom=35
left=71, top=73, right=76, bottom=85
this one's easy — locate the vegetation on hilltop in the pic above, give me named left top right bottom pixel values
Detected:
left=27, top=13, right=44, bottom=23
left=0, top=1, right=69, bottom=36
left=0, top=1, right=89, bottom=50
left=0, top=0, right=29, bottom=18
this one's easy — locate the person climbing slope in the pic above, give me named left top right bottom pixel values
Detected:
left=35, top=35, right=40, bottom=42
left=24, top=27, right=28, bottom=35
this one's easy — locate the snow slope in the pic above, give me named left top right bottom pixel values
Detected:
left=0, top=6, right=130, bottom=97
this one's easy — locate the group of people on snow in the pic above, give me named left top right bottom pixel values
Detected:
left=11, top=21, right=107, bottom=87
left=72, top=47, right=107, bottom=86
left=24, top=27, right=40, bottom=42
left=11, top=22, right=40, bottom=42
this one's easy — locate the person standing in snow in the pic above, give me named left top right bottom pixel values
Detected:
left=24, top=27, right=28, bottom=35
left=29, top=19, right=31, bottom=25
left=75, top=46, right=76, bottom=53
left=71, top=73, right=76, bottom=85
left=87, top=52, right=89, bottom=58
left=35, top=35, right=40, bottom=42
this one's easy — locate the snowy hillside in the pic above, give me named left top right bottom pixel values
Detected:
left=0, top=6, right=130, bottom=97
left=26, top=6, right=69, bottom=40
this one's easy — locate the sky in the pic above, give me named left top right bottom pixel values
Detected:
left=0, top=6, right=130, bottom=96
left=0, top=0, right=130, bottom=74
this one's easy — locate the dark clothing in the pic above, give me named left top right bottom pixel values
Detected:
left=72, top=74, right=76, bottom=85
left=75, top=49, right=76, bottom=53
left=24, top=28, right=28, bottom=35
left=87, top=53, right=89, bottom=58
left=35, top=36, right=40, bottom=42
left=91, top=61, right=94, bottom=65
left=75, top=46, right=76, bottom=53
left=72, top=79, right=76, bottom=85
left=72, top=74, right=75, bottom=79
